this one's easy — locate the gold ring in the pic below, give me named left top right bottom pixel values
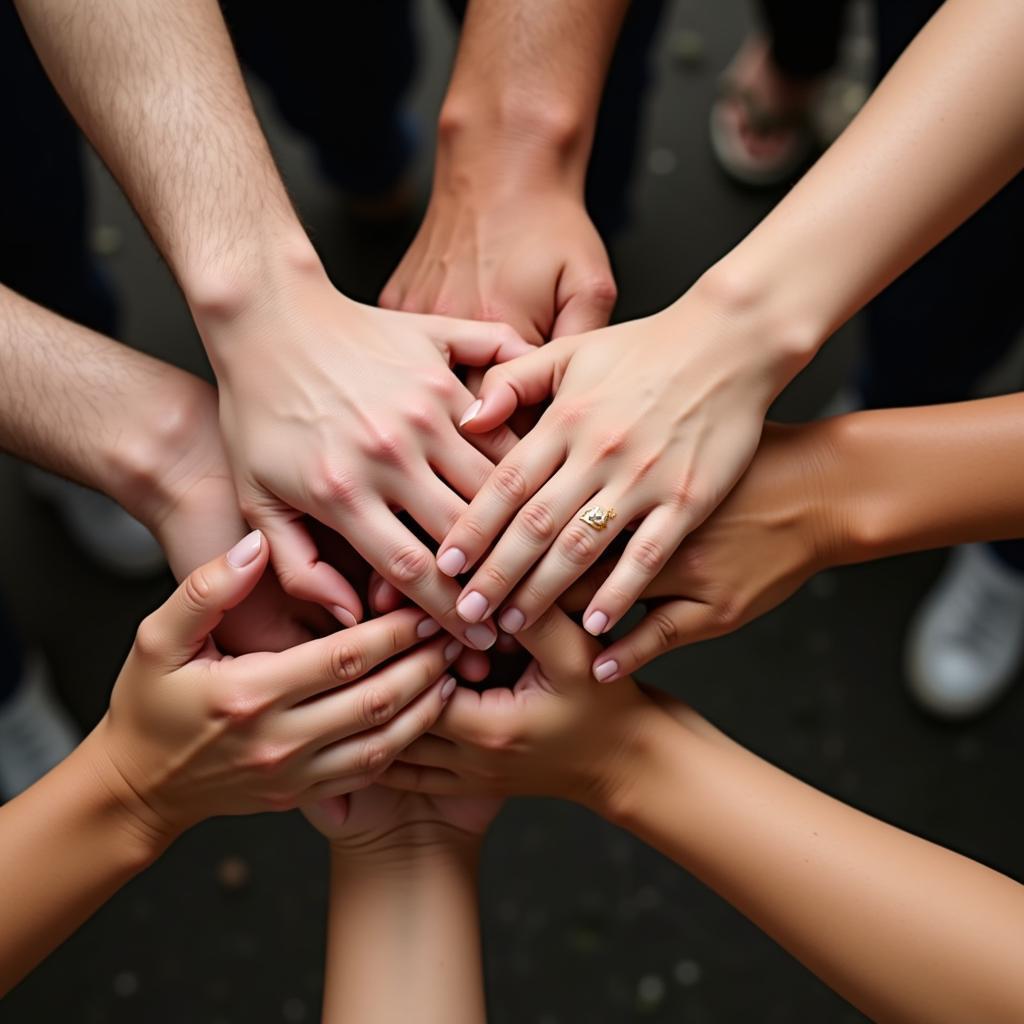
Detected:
left=579, top=505, right=617, bottom=531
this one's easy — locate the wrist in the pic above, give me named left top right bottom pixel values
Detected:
left=329, top=824, right=482, bottom=874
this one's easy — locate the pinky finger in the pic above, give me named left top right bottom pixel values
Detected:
left=378, top=762, right=471, bottom=797
left=591, top=599, right=717, bottom=682
left=582, top=508, right=686, bottom=637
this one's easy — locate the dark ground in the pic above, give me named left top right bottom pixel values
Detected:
left=1, top=2, right=1022, bottom=1022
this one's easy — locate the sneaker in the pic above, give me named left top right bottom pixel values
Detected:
left=29, top=469, right=165, bottom=578
left=906, top=544, right=1024, bottom=719
left=0, top=654, right=80, bottom=800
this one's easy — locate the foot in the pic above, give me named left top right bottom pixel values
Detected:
left=906, top=544, right=1024, bottom=719
left=29, top=470, right=166, bottom=578
left=0, top=654, right=80, bottom=801
left=709, top=35, right=821, bottom=187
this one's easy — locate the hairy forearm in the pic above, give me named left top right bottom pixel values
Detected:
left=704, top=0, right=1024, bottom=358
left=614, top=710, right=1024, bottom=1023
left=0, top=284, right=219, bottom=529
left=0, top=729, right=166, bottom=994
left=323, top=839, right=485, bottom=1024
left=814, top=394, right=1024, bottom=564
left=439, top=0, right=629, bottom=189
left=13, top=0, right=310, bottom=311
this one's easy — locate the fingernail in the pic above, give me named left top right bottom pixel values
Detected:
left=584, top=610, right=609, bottom=636
left=437, top=547, right=467, bottom=577
left=457, top=591, right=490, bottom=623
left=443, top=638, right=464, bottom=661
left=499, top=607, right=526, bottom=634
left=593, top=659, right=619, bottom=683
left=440, top=676, right=457, bottom=701
left=417, top=618, right=441, bottom=638
left=465, top=624, right=496, bottom=650
left=333, top=606, right=358, bottom=628
left=226, top=530, right=262, bottom=568
left=459, top=399, right=482, bottom=427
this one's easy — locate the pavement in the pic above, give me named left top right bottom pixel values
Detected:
left=1, top=2, right=1021, bottom=1022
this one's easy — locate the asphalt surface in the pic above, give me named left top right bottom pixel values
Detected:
left=1, top=2, right=1022, bottom=1022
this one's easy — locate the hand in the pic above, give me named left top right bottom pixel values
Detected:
left=90, top=532, right=462, bottom=840
left=199, top=259, right=531, bottom=650
left=582, top=422, right=838, bottom=681
left=380, top=607, right=674, bottom=815
left=436, top=278, right=807, bottom=642
left=381, top=179, right=616, bottom=345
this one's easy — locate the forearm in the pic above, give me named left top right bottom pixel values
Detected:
left=810, top=394, right=1024, bottom=564
left=438, top=0, right=629, bottom=192
left=702, top=0, right=1024, bottom=361
left=0, top=285, right=220, bottom=519
left=13, top=0, right=312, bottom=313
left=613, top=709, right=1024, bottom=1023
left=323, top=838, right=485, bottom=1024
left=0, top=728, right=167, bottom=994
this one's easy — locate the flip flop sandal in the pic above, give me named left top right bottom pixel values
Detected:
left=709, top=75, right=818, bottom=188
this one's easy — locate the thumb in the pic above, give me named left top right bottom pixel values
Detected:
left=550, top=263, right=617, bottom=339
left=142, top=530, right=268, bottom=665
left=458, top=340, right=574, bottom=434
left=517, top=606, right=602, bottom=693
left=433, top=317, right=534, bottom=366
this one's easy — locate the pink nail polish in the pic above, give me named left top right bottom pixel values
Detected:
left=226, top=530, right=262, bottom=568
left=440, top=676, right=457, bottom=701
left=437, top=547, right=467, bottom=577
left=584, top=610, right=609, bottom=636
left=416, top=618, right=441, bottom=638
left=499, top=607, right=526, bottom=634
left=443, top=638, right=464, bottom=661
left=594, top=659, right=618, bottom=682
left=333, top=606, right=358, bottom=628
left=457, top=591, right=490, bottom=623
left=465, top=624, right=496, bottom=650
left=459, top=399, right=482, bottom=427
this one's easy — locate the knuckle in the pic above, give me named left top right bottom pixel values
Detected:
left=387, top=544, right=433, bottom=586
left=247, top=743, right=290, bottom=774
left=133, top=615, right=164, bottom=659
left=647, top=609, right=680, bottom=651
left=360, top=686, right=396, bottom=728
left=263, top=788, right=299, bottom=812
left=549, top=400, right=587, bottom=430
left=311, top=465, right=363, bottom=508
left=666, top=475, right=698, bottom=511
left=358, top=425, right=405, bottom=464
left=403, top=403, right=439, bottom=433
left=631, top=538, right=665, bottom=574
left=213, top=684, right=265, bottom=725
left=517, top=501, right=558, bottom=544
left=593, top=430, right=629, bottom=461
left=477, top=561, right=513, bottom=592
left=422, top=370, right=458, bottom=400
left=558, top=523, right=601, bottom=566
left=181, top=569, right=213, bottom=617
left=711, top=596, right=741, bottom=630
left=330, top=642, right=367, bottom=684
left=358, top=739, right=391, bottom=775
left=582, top=276, right=618, bottom=308
left=492, top=463, right=529, bottom=505
left=480, top=724, right=515, bottom=753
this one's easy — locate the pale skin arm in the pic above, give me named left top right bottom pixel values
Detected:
left=383, top=610, right=1024, bottom=1023
left=436, top=0, right=1024, bottom=644
left=382, top=0, right=625, bottom=342
left=13, top=0, right=532, bottom=646
left=585, top=393, right=1024, bottom=679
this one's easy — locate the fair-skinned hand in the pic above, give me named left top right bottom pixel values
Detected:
left=93, top=531, right=462, bottom=839
left=198, top=259, right=531, bottom=650
left=435, top=282, right=806, bottom=643
left=379, top=607, right=675, bottom=813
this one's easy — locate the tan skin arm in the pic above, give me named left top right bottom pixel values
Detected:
left=383, top=609, right=1024, bottom=1023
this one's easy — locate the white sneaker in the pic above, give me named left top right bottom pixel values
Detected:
left=29, top=469, right=165, bottom=578
left=0, top=654, right=80, bottom=800
left=906, top=544, right=1024, bottom=719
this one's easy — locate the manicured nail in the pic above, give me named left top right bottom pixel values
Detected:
left=457, top=591, right=490, bottom=623
left=499, top=607, right=526, bottom=634
left=226, top=530, right=262, bottom=568
left=584, top=610, right=609, bottom=636
left=593, top=659, right=619, bottom=683
left=443, top=638, right=464, bottom=661
left=465, top=624, right=496, bottom=650
left=459, top=399, right=482, bottom=427
left=440, top=676, right=457, bottom=701
left=333, top=606, right=358, bottom=628
left=417, top=618, right=441, bottom=638
left=437, top=547, right=467, bottom=577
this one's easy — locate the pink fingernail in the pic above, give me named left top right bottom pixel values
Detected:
left=584, top=610, right=609, bottom=636
left=457, top=591, right=490, bottom=623
left=333, top=606, right=358, bottom=628
left=499, top=607, right=526, bottom=634
left=440, top=676, right=457, bottom=701
left=443, top=638, right=464, bottom=661
left=459, top=399, right=482, bottom=427
left=593, top=659, right=618, bottom=682
left=465, top=624, right=496, bottom=650
left=437, top=547, right=467, bottom=577
left=416, top=618, right=441, bottom=638
left=226, top=530, right=262, bottom=568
